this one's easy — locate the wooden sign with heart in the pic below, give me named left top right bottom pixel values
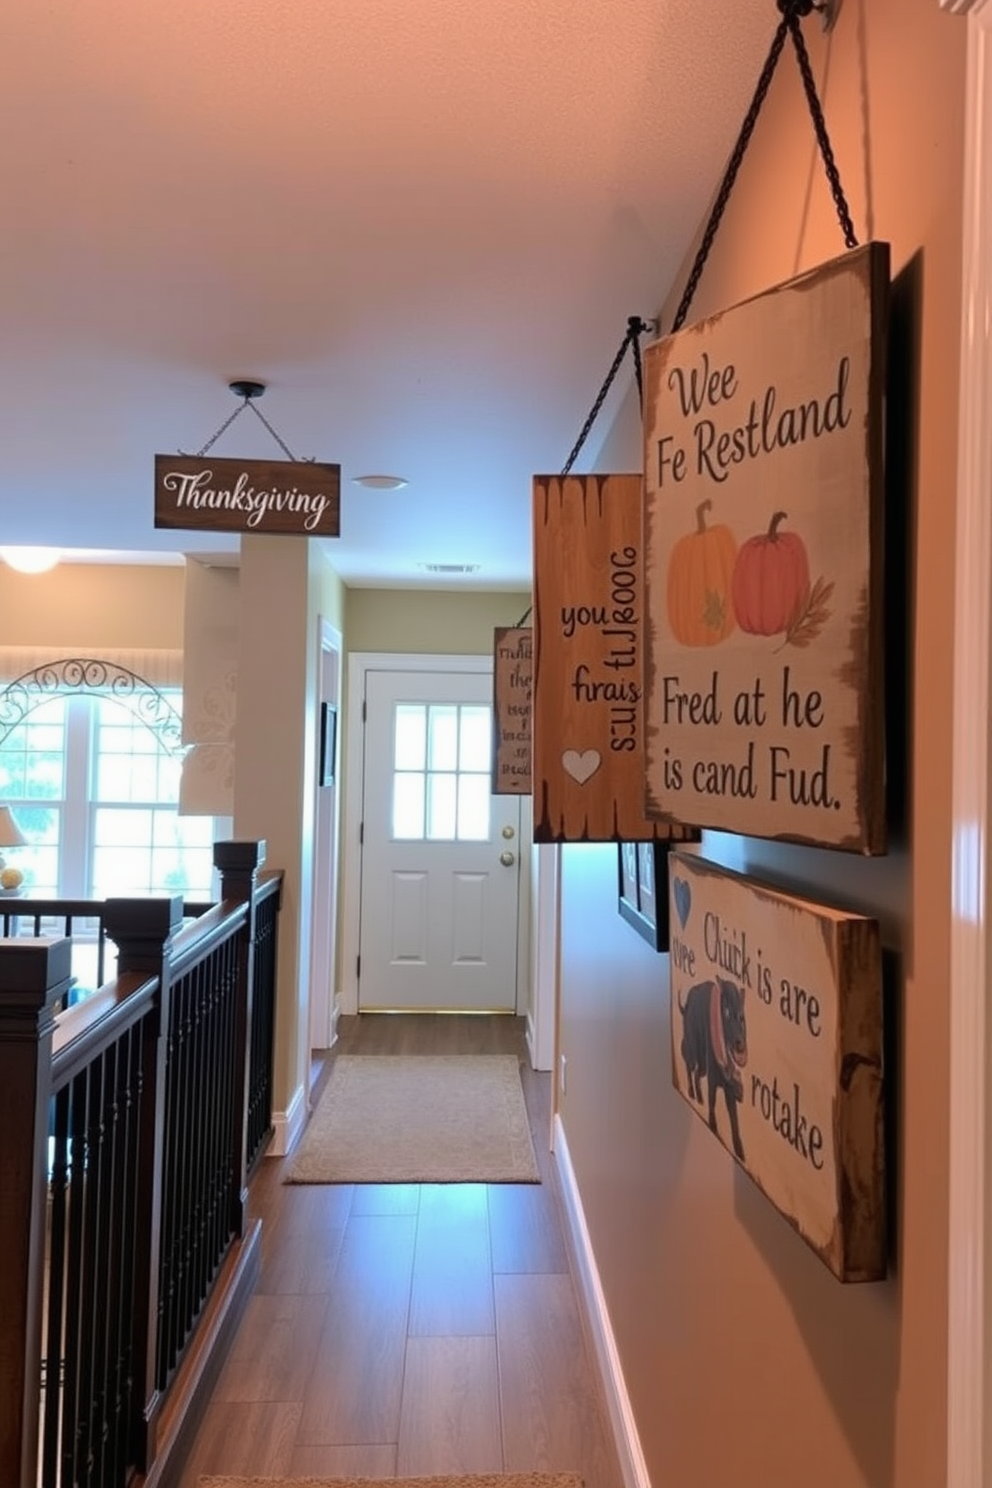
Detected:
left=532, top=471, right=699, bottom=844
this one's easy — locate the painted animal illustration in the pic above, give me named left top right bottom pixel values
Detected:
left=677, top=977, right=748, bottom=1161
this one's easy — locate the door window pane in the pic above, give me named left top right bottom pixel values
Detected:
left=393, top=772, right=425, bottom=839
left=389, top=698, right=492, bottom=842
left=459, top=707, right=491, bottom=773
left=428, top=706, right=458, bottom=771
left=394, top=705, right=426, bottom=771
left=457, top=774, right=490, bottom=840
left=427, top=773, right=457, bottom=839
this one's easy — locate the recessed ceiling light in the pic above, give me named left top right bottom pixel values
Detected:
left=419, top=562, right=481, bottom=574
left=352, top=474, right=408, bottom=490
left=0, top=546, right=60, bottom=574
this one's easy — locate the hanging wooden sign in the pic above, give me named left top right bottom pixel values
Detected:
left=154, top=455, right=341, bottom=537
left=492, top=626, right=532, bottom=795
left=532, top=472, right=697, bottom=844
left=668, top=849, right=885, bottom=1282
left=643, top=243, right=889, bottom=853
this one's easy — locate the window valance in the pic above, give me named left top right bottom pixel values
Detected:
left=0, top=648, right=183, bottom=690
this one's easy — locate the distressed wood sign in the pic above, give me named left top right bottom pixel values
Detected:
left=533, top=472, right=698, bottom=843
left=644, top=243, right=889, bottom=853
left=668, top=849, right=885, bottom=1282
left=154, top=455, right=341, bottom=537
left=492, top=627, right=532, bottom=795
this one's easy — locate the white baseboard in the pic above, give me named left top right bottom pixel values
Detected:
left=269, top=1081, right=306, bottom=1158
left=525, top=1009, right=538, bottom=1069
left=329, top=996, right=341, bottom=1047
left=554, top=1114, right=651, bottom=1488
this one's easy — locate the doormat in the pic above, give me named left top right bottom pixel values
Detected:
left=284, top=1054, right=541, bottom=1184
left=201, top=1475, right=582, bottom=1488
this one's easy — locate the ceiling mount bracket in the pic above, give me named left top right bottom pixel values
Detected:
left=778, top=0, right=840, bottom=28
left=229, top=379, right=266, bottom=400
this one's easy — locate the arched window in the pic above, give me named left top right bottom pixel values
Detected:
left=0, top=659, right=227, bottom=899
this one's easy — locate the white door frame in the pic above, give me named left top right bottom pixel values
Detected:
left=340, top=651, right=534, bottom=1028
left=309, top=618, right=343, bottom=1053
left=945, top=2, right=992, bottom=1483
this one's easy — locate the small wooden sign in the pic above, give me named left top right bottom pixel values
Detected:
left=668, top=850, right=885, bottom=1282
left=154, top=455, right=341, bottom=537
left=533, top=472, right=697, bottom=843
left=643, top=243, right=889, bottom=853
left=492, top=627, right=532, bottom=795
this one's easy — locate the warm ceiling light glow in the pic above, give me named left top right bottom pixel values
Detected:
left=0, top=546, right=60, bottom=574
left=352, top=474, right=408, bottom=490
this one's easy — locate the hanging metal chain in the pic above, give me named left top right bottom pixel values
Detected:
left=194, top=400, right=249, bottom=458
left=670, top=1, right=857, bottom=334
left=786, top=11, right=858, bottom=248
left=244, top=398, right=307, bottom=461
left=192, top=393, right=308, bottom=461
left=561, top=316, right=655, bottom=476
left=671, top=15, right=790, bottom=334
left=631, top=322, right=646, bottom=409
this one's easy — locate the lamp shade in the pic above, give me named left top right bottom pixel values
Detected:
left=0, top=807, right=27, bottom=847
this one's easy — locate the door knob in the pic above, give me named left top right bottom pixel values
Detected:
left=499, top=850, right=516, bottom=867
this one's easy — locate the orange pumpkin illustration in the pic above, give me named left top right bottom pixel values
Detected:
left=732, top=510, right=810, bottom=636
left=666, top=499, right=737, bottom=646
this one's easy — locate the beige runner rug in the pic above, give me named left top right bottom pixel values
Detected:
left=284, top=1054, right=541, bottom=1184
left=201, top=1476, right=581, bottom=1488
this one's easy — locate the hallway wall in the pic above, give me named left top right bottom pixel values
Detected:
left=0, top=561, right=185, bottom=648
left=555, top=2, right=967, bottom=1485
left=345, top=587, right=531, bottom=655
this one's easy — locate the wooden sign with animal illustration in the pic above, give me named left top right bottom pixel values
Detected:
left=532, top=472, right=699, bottom=844
left=668, top=849, right=885, bottom=1282
left=643, top=243, right=889, bottom=853
left=492, top=626, right=532, bottom=794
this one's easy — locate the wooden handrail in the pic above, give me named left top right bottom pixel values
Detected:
left=0, top=840, right=282, bottom=1488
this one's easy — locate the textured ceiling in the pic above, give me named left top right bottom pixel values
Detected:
left=0, top=0, right=778, bottom=586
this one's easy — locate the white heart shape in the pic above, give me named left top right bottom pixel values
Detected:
left=562, top=748, right=601, bottom=785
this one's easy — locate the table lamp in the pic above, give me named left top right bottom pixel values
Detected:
left=0, top=806, right=27, bottom=891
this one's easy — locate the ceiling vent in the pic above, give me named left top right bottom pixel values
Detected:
left=419, top=562, right=480, bottom=574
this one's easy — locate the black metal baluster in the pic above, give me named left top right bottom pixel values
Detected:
left=221, top=938, right=239, bottom=1250
left=77, top=1050, right=107, bottom=1486
left=202, top=953, right=223, bottom=1300
left=92, top=1036, right=122, bottom=1487
left=156, top=984, right=182, bottom=1387
left=220, top=940, right=238, bottom=1252
left=123, top=1019, right=147, bottom=1475
left=42, top=1086, right=71, bottom=1486
left=60, top=1070, right=88, bottom=1485
left=183, top=964, right=205, bottom=1350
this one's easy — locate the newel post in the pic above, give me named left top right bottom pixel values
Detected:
left=101, top=894, right=183, bottom=1470
left=0, top=937, right=73, bottom=1488
left=213, top=839, right=266, bottom=1231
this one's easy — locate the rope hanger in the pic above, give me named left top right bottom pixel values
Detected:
left=560, top=0, right=858, bottom=478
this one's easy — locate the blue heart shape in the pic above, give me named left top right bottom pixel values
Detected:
left=673, top=877, right=691, bottom=930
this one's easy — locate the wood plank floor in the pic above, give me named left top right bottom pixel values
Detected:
left=175, top=1015, right=624, bottom=1488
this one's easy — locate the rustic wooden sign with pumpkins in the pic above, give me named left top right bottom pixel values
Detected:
left=668, top=849, right=885, bottom=1282
left=492, top=626, right=532, bottom=795
left=532, top=472, right=698, bottom=843
left=643, top=243, right=889, bottom=853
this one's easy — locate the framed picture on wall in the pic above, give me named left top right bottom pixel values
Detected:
left=618, top=840, right=672, bottom=952
left=318, top=701, right=337, bottom=787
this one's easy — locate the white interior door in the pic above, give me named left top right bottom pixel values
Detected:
left=358, top=667, right=521, bottom=1012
